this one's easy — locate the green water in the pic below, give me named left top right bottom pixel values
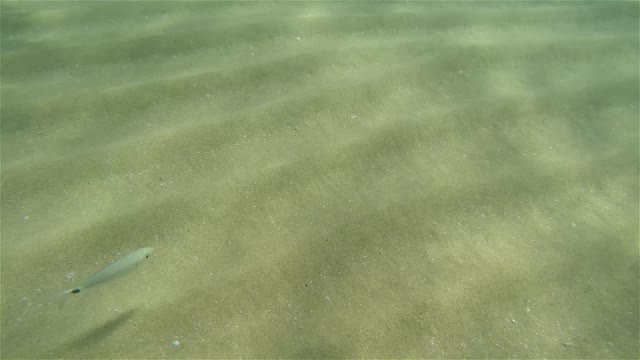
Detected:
left=1, top=1, right=638, bottom=358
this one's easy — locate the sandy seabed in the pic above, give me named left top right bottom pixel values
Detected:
left=1, top=1, right=638, bottom=359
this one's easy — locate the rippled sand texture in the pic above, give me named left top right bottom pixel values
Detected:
left=1, top=1, right=638, bottom=358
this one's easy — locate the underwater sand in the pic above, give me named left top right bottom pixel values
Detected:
left=1, top=1, right=638, bottom=358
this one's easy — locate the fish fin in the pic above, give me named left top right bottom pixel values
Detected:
left=46, top=288, right=80, bottom=309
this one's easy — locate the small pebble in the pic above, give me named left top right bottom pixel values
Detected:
left=172, top=340, right=180, bottom=347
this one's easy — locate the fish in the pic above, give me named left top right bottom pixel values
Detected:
left=56, top=247, right=154, bottom=299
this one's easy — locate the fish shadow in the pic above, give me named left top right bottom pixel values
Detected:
left=57, top=309, right=136, bottom=354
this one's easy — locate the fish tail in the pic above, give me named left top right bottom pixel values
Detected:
left=48, top=287, right=80, bottom=308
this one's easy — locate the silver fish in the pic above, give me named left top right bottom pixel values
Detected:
left=60, top=247, right=154, bottom=296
